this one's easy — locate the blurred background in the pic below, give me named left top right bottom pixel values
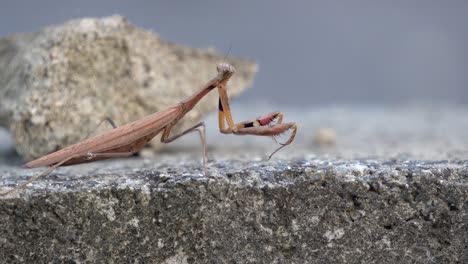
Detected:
left=0, top=1, right=467, bottom=159
left=0, top=0, right=466, bottom=106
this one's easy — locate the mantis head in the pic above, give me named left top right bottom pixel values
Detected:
left=217, top=63, right=236, bottom=78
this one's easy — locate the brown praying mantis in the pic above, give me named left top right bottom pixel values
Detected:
left=0, top=63, right=297, bottom=196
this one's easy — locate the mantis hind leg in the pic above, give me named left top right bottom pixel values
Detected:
left=84, top=116, right=118, bottom=139
left=0, top=151, right=135, bottom=196
left=0, top=154, right=81, bottom=196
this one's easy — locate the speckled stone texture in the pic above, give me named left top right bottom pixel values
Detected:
left=0, top=15, right=257, bottom=161
left=0, top=105, right=467, bottom=263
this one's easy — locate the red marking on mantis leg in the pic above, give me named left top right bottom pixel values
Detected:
left=258, top=112, right=279, bottom=126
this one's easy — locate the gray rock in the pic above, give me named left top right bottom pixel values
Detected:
left=0, top=15, right=257, bottom=161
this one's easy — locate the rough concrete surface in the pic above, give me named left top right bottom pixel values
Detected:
left=0, top=104, right=467, bottom=263
left=0, top=15, right=257, bottom=160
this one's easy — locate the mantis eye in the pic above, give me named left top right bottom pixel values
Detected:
left=217, top=63, right=236, bottom=74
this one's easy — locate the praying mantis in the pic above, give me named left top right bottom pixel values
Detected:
left=0, top=63, right=297, bottom=196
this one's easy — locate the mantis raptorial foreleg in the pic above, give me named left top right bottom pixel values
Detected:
left=216, top=81, right=297, bottom=159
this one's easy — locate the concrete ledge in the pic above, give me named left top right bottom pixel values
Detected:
left=0, top=156, right=466, bottom=263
